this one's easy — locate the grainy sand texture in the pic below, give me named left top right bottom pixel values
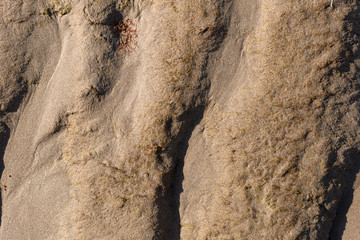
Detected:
left=1, top=0, right=360, bottom=239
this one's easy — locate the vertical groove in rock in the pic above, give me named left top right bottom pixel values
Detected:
left=0, top=122, right=10, bottom=225
left=57, top=0, right=230, bottom=239
left=181, top=0, right=360, bottom=239
left=327, top=2, right=360, bottom=239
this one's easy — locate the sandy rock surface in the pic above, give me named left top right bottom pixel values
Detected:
left=1, top=0, right=360, bottom=239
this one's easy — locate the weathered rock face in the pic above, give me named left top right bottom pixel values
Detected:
left=1, top=0, right=360, bottom=239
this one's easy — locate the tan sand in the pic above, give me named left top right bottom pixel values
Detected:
left=0, top=0, right=360, bottom=239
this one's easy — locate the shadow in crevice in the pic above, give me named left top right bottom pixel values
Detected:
left=0, top=122, right=10, bottom=226
left=327, top=2, right=360, bottom=239
left=329, top=149, right=360, bottom=240
left=167, top=156, right=184, bottom=240
left=170, top=108, right=205, bottom=240
left=153, top=2, right=232, bottom=237
left=154, top=107, right=205, bottom=240
left=3, top=79, right=28, bottom=114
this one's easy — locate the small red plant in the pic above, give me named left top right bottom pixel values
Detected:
left=114, top=19, right=138, bottom=55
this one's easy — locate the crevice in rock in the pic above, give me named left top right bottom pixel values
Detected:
left=2, top=79, right=28, bottom=114
left=153, top=2, right=232, bottom=237
left=321, top=2, right=360, bottom=238
left=328, top=149, right=360, bottom=240
left=165, top=108, right=206, bottom=240
left=0, top=122, right=10, bottom=226
left=152, top=107, right=205, bottom=239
